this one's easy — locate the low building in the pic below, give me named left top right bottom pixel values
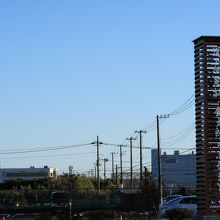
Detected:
left=151, top=149, right=196, bottom=188
left=0, top=166, right=57, bottom=182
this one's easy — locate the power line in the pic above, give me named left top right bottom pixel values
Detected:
left=160, top=147, right=195, bottom=150
left=161, top=122, right=195, bottom=141
left=143, top=119, right=157, bottom=132
left=161, top=125, right=195, bottom=147
left=0, top=151, right=97, bottom=160
left=102, top=142, right=150, bottom=149
left=143, top=94, right=195, bottom=134
left=0, top=143, right=91, bottom=155
left=169, top=94, right=195, bottom=116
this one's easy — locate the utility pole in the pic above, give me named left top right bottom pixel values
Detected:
left=126, top=137, right=136, bottom=188
left=91, top=136, right=103, bottom=193
left=111, top=152, right=116, bottom=180
left=102, top=158, right=108, bottom=180
left=144, top=166, right=147, bottom=181
left=135, top=130, right=147, bottom=188
left=91, top=169, right=94, bottom=177
left=116, top=164, right=118, bottom=185
left=96, top=136, right=100, bottom=192
left=120, top=145, right=123, bottom=186
left=69, top=165, right=73, bottom=175
left=157, top=114, right=169, bottom=204
left=94, top=164, right=97, bottom=181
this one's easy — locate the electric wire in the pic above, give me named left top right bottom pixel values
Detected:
left=0, top=151, right=98, bottom=160
left=0, top=143, right=91, bottom=155
left=161, top=125, right=195, bottom=147
left=161, top=122, right=195, bottom=141
left=169, top=94, right=195, bottom=116
left=118, top=94, right=195, bottom=158
left=102, top=142, right=150, bottom=149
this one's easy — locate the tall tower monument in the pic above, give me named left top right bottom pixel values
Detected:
left=194, top=36, right=220, bottom=215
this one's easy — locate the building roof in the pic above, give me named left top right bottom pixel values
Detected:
left=193, top=35, right=220, bottom=43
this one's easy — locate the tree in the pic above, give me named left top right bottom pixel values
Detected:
left=142, top=170, right=159, bottom=216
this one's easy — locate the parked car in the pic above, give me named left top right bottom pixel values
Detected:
left=164, top=194, right=183, bottom=203
left=159, top=195, right=197, bottom=217
left=159, top=195, right=183, bottom=211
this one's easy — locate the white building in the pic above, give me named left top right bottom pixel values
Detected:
left=151, top=149, right=196, bottom=188
left=0, top=166, right=57, bottom=182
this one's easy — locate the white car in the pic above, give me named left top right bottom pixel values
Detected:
left=159, top=195, right=197, bottom=217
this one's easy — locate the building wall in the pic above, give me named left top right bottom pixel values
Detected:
left=151, top=149, right=196, bottom=187
left=0, top=166, right=57, bottom=182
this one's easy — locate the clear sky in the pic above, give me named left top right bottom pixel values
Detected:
left=0, top=0, right=219, bottom=175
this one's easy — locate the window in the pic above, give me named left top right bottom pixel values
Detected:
left=191, top=197, right=197, bottom=204
left=180, top=198, right=191, bottom=204
left=179, top=197, right=196, bottom=204
left=165, top=159, right=176, bottom=164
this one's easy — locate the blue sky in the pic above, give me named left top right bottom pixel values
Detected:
left=0, top=0, right=219, bottom=175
